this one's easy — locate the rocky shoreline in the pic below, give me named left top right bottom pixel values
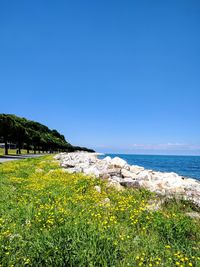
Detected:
left=54, top=152, right=200, bottom=207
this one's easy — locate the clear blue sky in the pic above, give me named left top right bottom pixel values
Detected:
left=0, top=0, right=200, bottom=155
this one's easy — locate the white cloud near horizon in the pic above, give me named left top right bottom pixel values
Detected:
left=129, top=143, right=200, bottom=150
left=93, top=143, right=200, bottom=155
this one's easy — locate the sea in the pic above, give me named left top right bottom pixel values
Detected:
left=99, top=154, right=200, bottom=181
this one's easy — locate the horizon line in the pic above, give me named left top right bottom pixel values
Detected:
left=96, top=152, right=200, bottom=157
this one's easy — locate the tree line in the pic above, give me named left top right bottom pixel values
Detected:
left=0, top=114, right=94, bottom=155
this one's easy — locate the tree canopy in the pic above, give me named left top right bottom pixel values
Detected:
left=0, top=114, right=94, bottom=155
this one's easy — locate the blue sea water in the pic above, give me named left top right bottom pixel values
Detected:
left=100, top=154, right=200, bottom=181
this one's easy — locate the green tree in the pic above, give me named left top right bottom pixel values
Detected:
left=0, top=113, right=94, bottom=155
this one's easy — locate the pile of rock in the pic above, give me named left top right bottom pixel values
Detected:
left=54, top=152, right=200, bottom=207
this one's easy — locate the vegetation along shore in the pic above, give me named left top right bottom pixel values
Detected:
left=0, top=114, right=94, bottom=155
left=0, top=153, right=199, bottom=266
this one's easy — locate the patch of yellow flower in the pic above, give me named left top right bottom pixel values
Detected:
left=0, top=156, right=199, bottom=266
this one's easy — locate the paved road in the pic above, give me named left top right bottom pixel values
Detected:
left=0, top=154, right=47, bottom=163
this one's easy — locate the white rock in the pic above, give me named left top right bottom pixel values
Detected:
left=83, top=166, right=100, bottom=177
left=107, top=167, right=121, bottom=176
left=120, top=178, right=140, bottom=188
left=107, top=180, right=125, bottom=191
left=55, top=152, right=200, bottom=207
left=94, top=185, right=101, bottom=193
left=103, top=156, right=112, bottom=162
left=123, top=164, right=130, bottom=170
left=61, top=160, right=77, bottom=167
left=111, top=176, right=124, bottom=183
left=138, top=170, right=152, bottom=181
left=129, top=165, right=145, bottom=174
left=101, top=197, right=111, bottom=205
left=111, top=157, right=127, bottom=168
left=99, top=173, right=111, bottom=179
left=54, top=154, right=62, bottom=160
left=121, top=169, right=138, bottom=179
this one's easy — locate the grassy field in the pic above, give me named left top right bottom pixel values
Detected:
left=0, top=156, right=199, bottom=266
left=0, top=148, right=45, bottom=156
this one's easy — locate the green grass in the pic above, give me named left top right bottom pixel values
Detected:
left=0, top=148, right=46, bottom=156
left=0, top=156, right=199, bottom=266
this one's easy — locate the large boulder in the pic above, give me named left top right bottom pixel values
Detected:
left=111, top=176, right=124, bottom=183
left=107, top=180, right=125, bottom=191
left=107, top=167, right=121, bottom=176
left=83, top=166, right=100, bottom=177
left=121, top=169, right=138, bottom=179
left=103, top=156, right=112, bottom=163
left=95, top=160, right=109, bottom=171
left=94, top=185, right=101, bottom=193
left=120, top=178, right=140, bottom=188
left=61, top=160, right=77, bottom=168
left=137, top=170, right=152, bottom=181
left=129, top=165, right=145, bottom=174
left=111, top=157, right=127, bottom=168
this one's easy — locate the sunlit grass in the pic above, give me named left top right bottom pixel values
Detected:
left=0, top=156, right=199, bottom=266
left=0, top=148, right=46, bottom=156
